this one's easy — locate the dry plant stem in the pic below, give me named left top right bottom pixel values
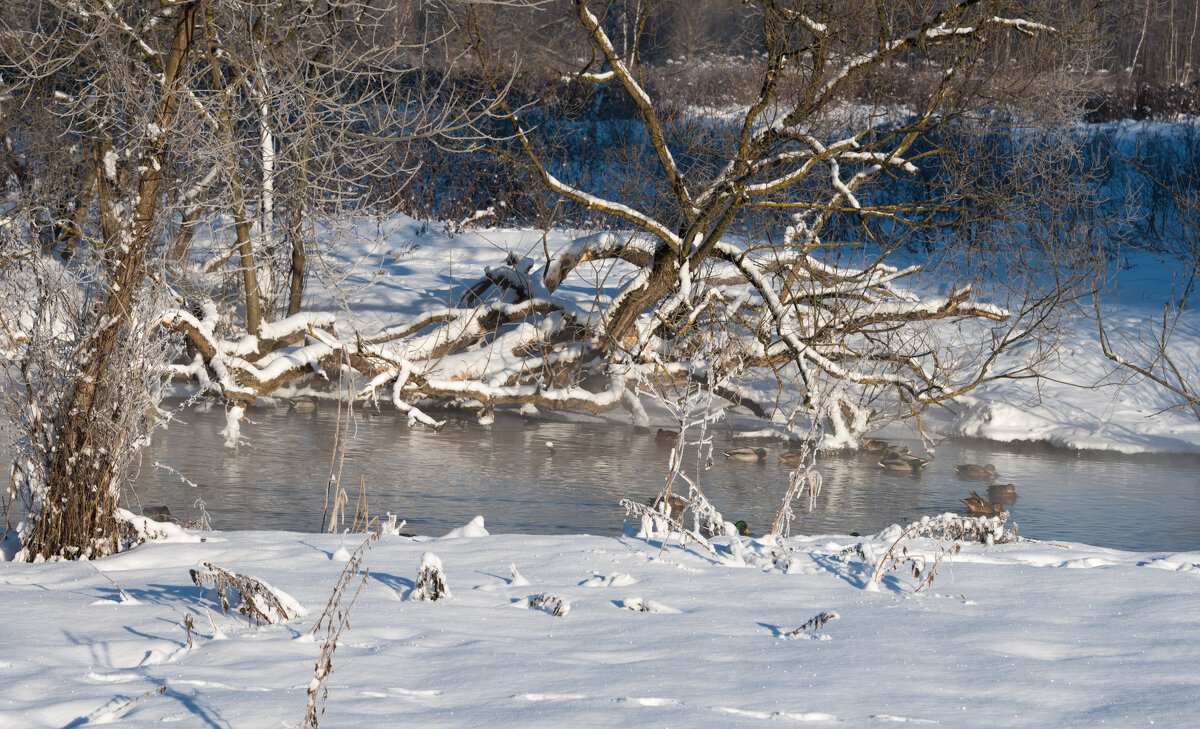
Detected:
left=190, top=562, right=297, bottom=626
left=789, top=611, right=839, bottom=636
left=621, top=499, right=719, bottom=558
left=88, top=562, right=132, bottom=603
left=323, top=355, right=352, bottom=533
left=111, top=686, right=168, bottom=719
left=304, top=534, right=375, bottom=729
left=770, top=421, right=824, bottom=537
left=866, top=513, right=1013, bottom=591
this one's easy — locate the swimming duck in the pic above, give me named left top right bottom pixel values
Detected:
left=961, top=491, right=1004, bottom=516
left=879, top=445, right=911, bottom=457
left=860, top=439, right=890, bottom=451
left=879, top=452, right=929, bottom=472
left=733, top=520, right=752, bottom=537
left=655, top=428, right=679, bottom=444
left=987, top=483, right=1018, bottom=506
left=956, top=464, right=999, bottom=480
left=779, top=451, right=808, bottom=466
left=723, top=447, right=767, bottom=461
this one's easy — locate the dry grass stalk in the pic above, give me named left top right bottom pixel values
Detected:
left=110, top=686, right=168, bottom=719
left=187, top=498, right=212, bottom=531
left=349, top=476, right=378, bottom=534
left=303, top=534, right=375, bottom=729
left=789, top=611, right=839, bottom=636
left=88, top=562, right=134, bottom=603
left=189, top=562, right=298, bottom=625
left=326, top=486, right=348, bottom=534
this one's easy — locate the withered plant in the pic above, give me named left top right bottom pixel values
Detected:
left=189, top=562, right=299, bottom=626
left=411, top=552, right=452, bottom=602
left=303, top=534, right=375, bottom=729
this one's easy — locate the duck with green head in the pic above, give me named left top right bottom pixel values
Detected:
left=879, top=452, right=929, bottom=472
left=723, top=447, right=767, bottom=462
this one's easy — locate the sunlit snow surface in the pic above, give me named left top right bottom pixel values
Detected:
left=1, top=523, right=1198, bottom=727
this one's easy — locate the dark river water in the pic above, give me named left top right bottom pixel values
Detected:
left=123, top=402, right=1200, bottom=553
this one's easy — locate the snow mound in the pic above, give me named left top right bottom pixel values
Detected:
left=442, top=515, right=489, bottom=539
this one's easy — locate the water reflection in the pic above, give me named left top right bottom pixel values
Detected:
left=125, top=403, right=1200, bottom=552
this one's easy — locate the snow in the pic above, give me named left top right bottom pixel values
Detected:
left=2, top=520, right=1198, bottom=727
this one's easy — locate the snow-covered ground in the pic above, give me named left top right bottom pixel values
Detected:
left=2, top=517, right=1198, bottom=728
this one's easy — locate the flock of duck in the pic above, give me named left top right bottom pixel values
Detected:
left=655, top=430, right=1018, bottom=517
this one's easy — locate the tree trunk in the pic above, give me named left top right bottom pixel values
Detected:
left=602, top=245, right=679, bottom=348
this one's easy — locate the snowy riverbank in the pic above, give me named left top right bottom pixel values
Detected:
left=295, top=215, right=1200, bottom=454
left=1, top=519, right=1198, bottom=727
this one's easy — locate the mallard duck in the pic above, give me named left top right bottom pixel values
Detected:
left=860, top=439, right=889, bottom=451
left=733, top=520, right=752, bottom=537
left=655, top=428, right=679, bottom=444
left=956, top=464, right=999, bottom=480
left=961, top=491, right=1004, bottom=516
left=987, top=483, right=1018, bottom=506
left=879, top=445, right=911, bottom=457
left=142, top=505, right=174, bottom=523
left=779, top=451, right=807, bottom=466
left=879, top=452, right=929, bottom=472
left=723, top=447, right=767, bottom=461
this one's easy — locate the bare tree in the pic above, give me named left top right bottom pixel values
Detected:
left=0, top=0, right=490, bottom=560
left=347, top=0, right=1101, bottom=443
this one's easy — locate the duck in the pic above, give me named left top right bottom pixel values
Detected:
left=961, top=491, right=1004, bottom=516
left=860, top=439, right=890, bottom=451
left=647, top=492, right=687, bottom=518
left=879, top=452, right=929, bottom=472
left=879, top=445, right=911, bottom=457
left=733, top=520, right=752, bottom=537
left=655, top=428, right=679, bottom=444
left=723, top=447, right=767, bottom=461
left=779, top=451, right=807, bottom=467
left=987, top=483, right=1018, bottom=506
left=956, top=464, right=999, bottom=480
